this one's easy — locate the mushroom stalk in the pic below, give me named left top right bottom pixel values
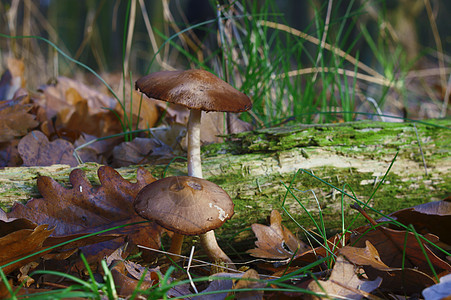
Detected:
left=200, top=230, right=236, bottom=269
left=187, top=109, right=234, bottom=267
left=187, top=109, right=203, bottom=178
left=167, top=233, right=184, bottom=260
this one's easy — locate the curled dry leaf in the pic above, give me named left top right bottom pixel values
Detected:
left=247, top=210, right=310, bottom=261
left=339, top=240, right=389, bottom=270
left=232, top=269, right=264, bottom=300
left=110, top=259, right=157, bottom=297
left=0, top=216, right=121, bottom=276
left=38, top=76, right=122, bottom=139
left=6, top=166, right=164, bottom=261
left=0, top=95, right=38, bottom=143
left=351, top=226, right=451, bottom=276
left=40, top=76, right=116, bottom=120
left=125, top=91, right=159, bottom=130
left=307, top=255, right=382, bottom=300
left=384, top=195, right=451, bottom=244
left=0, top=220, right=53, bottom=275
left=112, top=137, right=173, bottom=167
left=342, top=236, right=445, bottom=295
left=199, top=112, right=252, bottom=144
left=18, top=130, right=78, bottom=167
left=0, top=57, right=25, bottom=100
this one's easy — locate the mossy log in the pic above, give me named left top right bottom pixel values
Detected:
left=1, top=119, right=450, bottom=245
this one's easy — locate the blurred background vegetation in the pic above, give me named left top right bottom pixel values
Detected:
left=0, top=0, right=449, bottom=126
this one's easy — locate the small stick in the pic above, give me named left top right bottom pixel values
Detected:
left=187, top=246, right=199, bottom=294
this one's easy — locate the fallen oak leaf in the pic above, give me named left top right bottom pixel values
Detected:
left=351, top=226, right=451, bottom=276
left=0, top=221, right=53, bottom=275
left=382, top=195, right=451, bottom=245
left=6, top=166, right=164, bottom=261
left=338, top=240, right=389, bottom=270
left=109, top=259, right=157, bottom=297
left=307, top=255, right=382, bottom=300
left=293, top=230, right=351, bottom=267
left=231, top=269, right=265, bottom=300
left=341, top=239, right=441, bottom=295
left=0, top=94, right=38, bottom=143
left=247, top=210, right=310, bottom=261
left=18, top=130, right=78, bottom=167
left=39, top=76, right=116, bottom=119
left=0, top=218, right=120, bottom=275
left=112, top=137, right=173, bottom=167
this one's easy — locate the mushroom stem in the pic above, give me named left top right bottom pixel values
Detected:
left=187, top=109, right=203, bottom=178
left=200, top=230, right=236, bottom=269
left=168, top=232, right=185, bottom=261
left=187, top=109, right=235, bottom=267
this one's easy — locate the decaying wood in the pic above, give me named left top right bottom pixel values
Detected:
left=1, top=120, right=449, bottom=238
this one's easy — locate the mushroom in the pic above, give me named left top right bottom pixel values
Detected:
left=135, top=69, right=252, bottom=178
left=134, top=176, right=234, bottom=265
left=135, top=69, right=252, bottom=264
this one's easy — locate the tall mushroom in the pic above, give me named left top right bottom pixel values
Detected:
left=134, top=176, right=234, bottom=264
left=135, top=69, right=252, bottom=265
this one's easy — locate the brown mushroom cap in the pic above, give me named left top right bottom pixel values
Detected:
left=135, top=69, right=252, bottom=112
left=134, top=176, right=234, bottom=235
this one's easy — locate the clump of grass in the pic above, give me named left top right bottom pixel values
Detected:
left=146, top=0, right=422, bottom=128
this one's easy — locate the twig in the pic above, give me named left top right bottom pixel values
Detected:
left=187, top=246, right=199, bottom=294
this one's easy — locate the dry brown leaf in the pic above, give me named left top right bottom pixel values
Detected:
left=38, top=76, right=122, bottom=139
left=294, top=231, right=351, bottom=267
left=18, top=130, right=78, bottom=167
left=339, top=240, right=389, bottom=270
left=384, top=195, right=451, bottom=244
left=110, top=259, right=157, bottom=297
left=0, top=95, right=38, bottom=143
left=338, top=239, right=438, bottom=294
left=154, top=100, right=190, bottom=124
left=366, top=265, right=436, bottom=295
left=0, top=221, right=54, bottom=275
left=232, top=269, right=264, bottom=300
left=247, top=210, right=310, bottom=261
left=0, top=57, right=25, bottom=100
left=40, top=76, right=116, bottom=120
left=130, top=91, right=159, bottom=129
left=0, top=139, right=22, bottom=167
left=6, top=166, right=164, bottom=261
left=112, top=137, right=173, bottom=167
left=0, top=217, right=120, bottom=276
left=201, top=112, right=226, bottom=144
left=351, top=226, right=451, bottom=276
left=307, top=256, right=382, bottom=300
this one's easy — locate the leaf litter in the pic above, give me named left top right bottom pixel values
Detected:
left=0, top=63, right=450, bottom=298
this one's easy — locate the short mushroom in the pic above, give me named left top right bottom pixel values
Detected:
left=134, top=176, right=234, bottom=265
left=136, top=69, right=252, bottom=264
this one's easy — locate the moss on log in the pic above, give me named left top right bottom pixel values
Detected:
left=1, top=119, right=449, bottom=245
